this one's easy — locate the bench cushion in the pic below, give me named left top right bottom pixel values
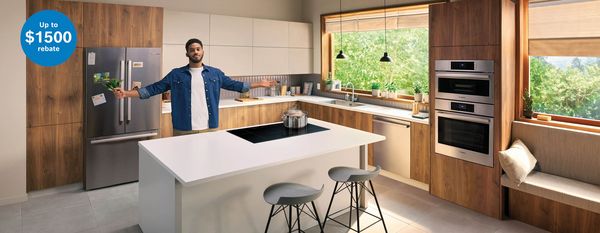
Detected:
left=502, top=172, right=600, bottom=214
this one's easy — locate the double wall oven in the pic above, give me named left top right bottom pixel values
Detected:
left=434, top=60, right=495, bottom=167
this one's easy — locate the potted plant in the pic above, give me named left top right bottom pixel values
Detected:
left=371, top=82, right=381, bottom=97
left=413, top=82, right=423, bottom=102
left=387, top=85, right=398, bottom=99
left=523, top=90, right=533, bottom=118
left=422, top=89, right=429, bottom=103
left=325, top=79, right=333, bottom=91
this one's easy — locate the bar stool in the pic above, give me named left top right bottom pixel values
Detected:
left=323, top=165, right=387, bottom=233
left=263, top=182, right=324, bottom=233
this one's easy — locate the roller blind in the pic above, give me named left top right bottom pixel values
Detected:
left=325, top=7, right=428, bottom=33
left=529, top=0, right=600, bottom=56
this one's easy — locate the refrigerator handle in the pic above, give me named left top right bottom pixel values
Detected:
left=119, top=60, right=125, bottom=123
left=127, top=60, right=132, bottom=122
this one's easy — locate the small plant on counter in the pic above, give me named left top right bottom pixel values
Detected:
left=384, top=81, right=398, bottom=98
left=413, top=81, right=423, bottom=102
left=371, top=82, right=381, bottom=97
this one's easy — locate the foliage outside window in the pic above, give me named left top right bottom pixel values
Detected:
left=529, top=57, right=600, bottom=121
left=331, top=28, right=428, bottom=94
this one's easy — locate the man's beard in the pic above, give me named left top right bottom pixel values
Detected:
left=188, top=55, right=203, bottom=64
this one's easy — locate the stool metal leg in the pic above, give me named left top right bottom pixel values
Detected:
left=355, top=182, right=360, bottom=232
left=288, top=205, right=293, bottom=233
left=323, top=181, right=338, bottom=227
left=264, top=205, right=275, bottom=233
left=311, top=201, right=324, bottom=233
left=348, top=182, right=353, bottom=227
left=296, top=205, right=301, bottom=232
left=369, top=180, right=388, bottom=233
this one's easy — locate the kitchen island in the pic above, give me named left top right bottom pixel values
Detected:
left=138, top=118, right=385, bottom=233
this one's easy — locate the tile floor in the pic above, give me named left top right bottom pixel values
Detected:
left=0, top=176, right=548, bottom=233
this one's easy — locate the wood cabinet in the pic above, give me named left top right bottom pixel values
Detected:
left=259, top=102, right=296, bottom=124
left=27, top=123, right=83, bottom=191
left=27, top=0, right=83, bottom=48
left=210, top=15, right=253, bottom=46
left=27, top=48, right=83, bottom=127
left=83, top=3, right=162, bottom=47
left=160, top=113, right=172, bottom=137
left=429, top=0, right=500, bottom=47
left=410, top=122, right=430, bottom=184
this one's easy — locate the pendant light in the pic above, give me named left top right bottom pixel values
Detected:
left=336, top=0, right=347, bottom=59
left=380, top=0, right=392, bottom=62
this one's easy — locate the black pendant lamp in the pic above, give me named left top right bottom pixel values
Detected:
left=336, top=0, right=347, bottom=59
left=380, top=0, right=392, bottom=62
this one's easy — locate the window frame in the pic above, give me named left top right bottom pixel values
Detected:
left=516, top=0, right=600, bottom=133
left=319, top=2, right=441, bottom=103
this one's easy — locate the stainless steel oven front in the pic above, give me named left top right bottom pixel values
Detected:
left=435, top=99, right=494, bottom=167
left=435, top=60, right=494, bottom=104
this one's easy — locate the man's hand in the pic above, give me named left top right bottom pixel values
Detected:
left=113, top=87, right=126, bottom=99
left=255, top=80, right=276, bottom=88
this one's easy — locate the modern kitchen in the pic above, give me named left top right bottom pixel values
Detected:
left=2, top=0, right=599, bottom=233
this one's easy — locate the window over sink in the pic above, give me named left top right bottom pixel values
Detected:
left=321, top=4, right=430, bottom=98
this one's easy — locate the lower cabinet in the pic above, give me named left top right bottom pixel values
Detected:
left=410, top=122, right=430, bottom=184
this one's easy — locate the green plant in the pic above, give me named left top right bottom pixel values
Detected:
left=523, top=90, right=533, bottom=118
left=325, top=79, right=333, bottom=85
left=384, top=81, right=398, bottom=92
left=413, top=81, right=422, bottom=94
left=371, top=82, right=381, bottom=90
left=93, top=72, right=121, bottom=91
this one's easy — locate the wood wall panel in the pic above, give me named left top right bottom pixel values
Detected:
left=508, top=188, right=600, bottom=233
left=83, top=3, right=131, bottom=47
left=429, top=0, right=499, bottom=47
left=129, top=6, right=163, bottom=47
left=27, top=48, right=83, bottom=127
left=27, top=0, right=83, bottom=48
left=410, top=122, right=430, bottom=184
left=27, top=123, right=83, bottom=191
left=160, top=113, right=172, bottom=137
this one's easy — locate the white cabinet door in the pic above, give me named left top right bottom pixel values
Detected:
left=210, top=15, right=253, bottom=46
left=288, top=22, right=312, bottom=48
left=163, top=10, right=210, bottom=45
left=288, top=48, right=312, bottom=74
left=253, top=19, right=288, bottom=47
left=253, top=48, right=288, bottom=75
left=209, top=46, right=252, bottom=76
left=162, top=45, right=210, bottom=77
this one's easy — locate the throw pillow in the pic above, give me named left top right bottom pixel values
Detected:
left=499, top=139, right=537, bottom=185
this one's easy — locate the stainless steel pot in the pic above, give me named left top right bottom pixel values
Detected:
left=282, top=109, right=307, bottom=128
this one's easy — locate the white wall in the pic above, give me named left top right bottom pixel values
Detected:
left=73, top=0, right=305, bottom=21
left=302, top=0, right=428, bottom=73
left=0, top=1, right=27, bottom=205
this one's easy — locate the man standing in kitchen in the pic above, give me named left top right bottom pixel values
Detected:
left=113, top=38, right=274, bottom=136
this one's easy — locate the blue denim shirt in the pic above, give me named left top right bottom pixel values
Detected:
left=138, top=65, right=249, bottom=130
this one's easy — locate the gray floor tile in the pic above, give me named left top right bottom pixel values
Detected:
left=0, top=217, right=22, bottom=233
left=22, top=203, right=96, bottom=233
left=87, top=183, right=138, bottom=203
left=21, top=191, right=90, bottom=217
left=0, top=203, right=21, bottom=219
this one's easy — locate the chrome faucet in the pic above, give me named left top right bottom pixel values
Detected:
left=345, top=82, right=358, bottom=102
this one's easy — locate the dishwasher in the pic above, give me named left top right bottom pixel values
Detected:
left=372, top=116, right=411, bottom=179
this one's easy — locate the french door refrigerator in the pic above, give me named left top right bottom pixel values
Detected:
left=84, top=48, right=161, bottom=190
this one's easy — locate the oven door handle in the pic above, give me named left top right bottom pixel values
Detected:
left=436, top=111, right=492, bottom=124
left=435, top=72, right=491, bottom=80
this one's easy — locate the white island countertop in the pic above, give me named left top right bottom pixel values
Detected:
left=138, top=118, right=385, bottom=187
left=162, top=95, right=429, bottom=125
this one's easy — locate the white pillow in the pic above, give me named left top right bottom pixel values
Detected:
left=499, top=139, right=537, bottom=185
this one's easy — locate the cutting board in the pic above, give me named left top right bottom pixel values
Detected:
left=234, top=97, right=263, bottom=102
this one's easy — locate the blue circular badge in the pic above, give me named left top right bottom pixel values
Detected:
left=20, top=10, right=77, bottom=67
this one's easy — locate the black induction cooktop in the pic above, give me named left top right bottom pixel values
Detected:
left=227, top=123, right=329, bottom=143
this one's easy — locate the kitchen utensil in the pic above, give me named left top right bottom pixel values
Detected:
left=282, top=109, right=308, bottom=128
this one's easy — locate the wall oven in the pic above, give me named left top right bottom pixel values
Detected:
left=435, top=99, right=494, bottom=167
left=435, top=60, right=494, bottom=104
left=434, top=60, right=495, bottom=167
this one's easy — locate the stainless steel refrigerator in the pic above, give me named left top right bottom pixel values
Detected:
left=84, top=48, right=161, bottom=190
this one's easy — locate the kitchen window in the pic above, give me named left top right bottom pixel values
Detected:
left=321, top=5, right=430, bottom=98
left=519, top=0, right=600, bottom=130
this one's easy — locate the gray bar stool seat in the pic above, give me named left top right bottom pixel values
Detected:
left=263, top=182, right=324, bottom=233
left=323, top=165, right=388, bottom=232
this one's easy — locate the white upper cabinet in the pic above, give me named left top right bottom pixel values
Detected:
left=209, top=46, right=252, bottom=76
left=288, top=48, right=312, bottom=74
left=210, top=15, right=253, bottom=46
left=253, top=19, right=289, bottom=47
left=253, top=48, right=289, bottom=75
left=288, top=22, right=312, bottom=48
left=163, top=10, right=210, bottom=45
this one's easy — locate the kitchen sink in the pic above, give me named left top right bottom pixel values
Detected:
left=326, top=100, right=365, bottom=107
